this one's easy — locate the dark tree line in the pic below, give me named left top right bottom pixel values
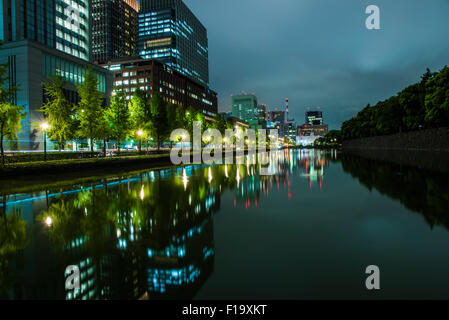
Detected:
left=341, top=66, right=449, bottom=140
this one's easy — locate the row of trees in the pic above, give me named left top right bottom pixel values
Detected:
left=39, top=72, right=234, bottom=155
left=315, top=130, right=342, bottom=147
left=0, top=36, right=245, bottom=164
left=341, top=66, right=449, bottom=140
left=41, top=70, right=246, bottom=155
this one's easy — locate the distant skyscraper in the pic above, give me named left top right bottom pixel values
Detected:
left=138, top=0, right=209, bottom=85
left=268, top=110, right=286, bottom=124
left=305, top=110, right=323, bottom=125
left=232, top=93, right=258, bottom=123
left=92, top=0, right=139, bottom=63
left=257, top=104, right=267, bottom=128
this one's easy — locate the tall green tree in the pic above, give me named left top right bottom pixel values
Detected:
left=105, top=89, right=130, bottom=155
left=0, top=49, right=25, bottom=165
left=374, top=96, right=404, bottom=135
left=0, top=104, right=25, bottom=165
left=213, top=113, right=227, bottom=135
left=40, top=75, right=74, bottom=152
left=129, top=88, right=150, bottom=131
left=398, top=69, right=431, bottom=131
left=166, top=102, right=181, bottom=147
left=185, top=106, right=196, bottom=139
left=149, top=93, right=168, bottom=151
left=425, top=66, right=449, bottom=127
left=129, top=88, right=150, bottom=153
left=175, top=106, right=186, bottom=129
left=76, top=68, right=104, bottom=155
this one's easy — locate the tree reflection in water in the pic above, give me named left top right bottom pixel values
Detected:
left=341, top=153, right=449, bottom=230
left=5, top=149, right=446, bottom=300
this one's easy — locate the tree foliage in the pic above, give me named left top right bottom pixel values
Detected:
left=213, top=113, right=227, bottom=135
left=341, top=67, right=449, bottom=140
left=76, top=68, right=104, bottom=154
left=105, top=89, right=130, bottom=154
left=40, top=75, right=74, bottom=151
left=149, top=93, right=169, bottom=150
left=129, top=87, right=150, bottom=133
left=0, top=46, right=26, bottom=165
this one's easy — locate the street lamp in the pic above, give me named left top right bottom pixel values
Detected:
left=180, top=134, right=187, bottom=150
left=40, top=121, right=50, bottom=161
left=137, top=129, right=143, bottom=154
left=45, top=216, right=53, bottom=227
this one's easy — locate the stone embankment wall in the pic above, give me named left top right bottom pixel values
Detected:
left=342, top=127, right=449, bottom=152
left=342, top=128, right=449, bottom=172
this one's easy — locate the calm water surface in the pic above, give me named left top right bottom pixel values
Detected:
left=1, top=150, right=449, bottom=299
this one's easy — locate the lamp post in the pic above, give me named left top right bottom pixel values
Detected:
left=40, top=121, right=50, bottom=161
left=137, top=129, right=143, bottom=154
left=180, top=134, right=186, bottom=151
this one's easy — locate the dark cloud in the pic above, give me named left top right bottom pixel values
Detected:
left=185, top=0, right=449, bottom=129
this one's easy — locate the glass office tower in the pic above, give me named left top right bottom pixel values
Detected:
left=0, top=0, right=112, bottom=150
left=138, top=0, right=209, bottom=86
left=91, top=0, right=139, bottom=63
left=1, top=0, right=90, bottom=60
left=54, top=0, right=90, bottom=60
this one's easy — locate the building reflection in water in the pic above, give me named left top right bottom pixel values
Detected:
left=0, top=150, right=335, bottom=299
left=233, top=149, right=333, bottom=208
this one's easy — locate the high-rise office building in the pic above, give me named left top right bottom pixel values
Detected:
left=257, top=104, right=267, bottom=128
left=91, top=0, right=140, bottom=63
left=268, top=110, right=286, bottom=124
left=104, top=57, right=217, bottom=117
left=299, top=109, right=328, bottom=138
left=0, top=0, right=113, bottom=150
left=231, top=93, right=267, bottom=130
left=305, top=110, right=323, bottom=125
left=1, top=0, right=90, bottom=60
left=232, top=93, right=257, bottom=122
left=138, top=0, right=209, bottom=86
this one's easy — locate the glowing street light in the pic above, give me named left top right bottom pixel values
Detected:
left=40, top=121, right=50, bottom=161
left=45, top=216, right=53, bottom=227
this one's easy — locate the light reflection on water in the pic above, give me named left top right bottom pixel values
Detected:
left=1, top=149, right=449, bottom=300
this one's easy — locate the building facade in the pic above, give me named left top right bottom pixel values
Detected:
left=138, top=0, right=209, bottom=86
left=1, top=0, right=91, bottom=61
left=297, top=124, right=328, bottom=137
left=91, top=0, right=139, bottom=64
left=0, top=40, right=112, bottom=150
left=268, top=110, right=286, bottom=124
left=231, top=93, right=258, bottom=125
left=104, top=57, right=217, bottom=116
left=282, top=120, right=297, bottom=142
left=305, top=110, right=323, bottom=125
left=257, top=104, right=267, bottom=129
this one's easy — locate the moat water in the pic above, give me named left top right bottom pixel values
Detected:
left=1, top=150, right=449, bottom=299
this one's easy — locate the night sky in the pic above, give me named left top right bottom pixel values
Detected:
left=184, top=0, right=449, bottom=129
